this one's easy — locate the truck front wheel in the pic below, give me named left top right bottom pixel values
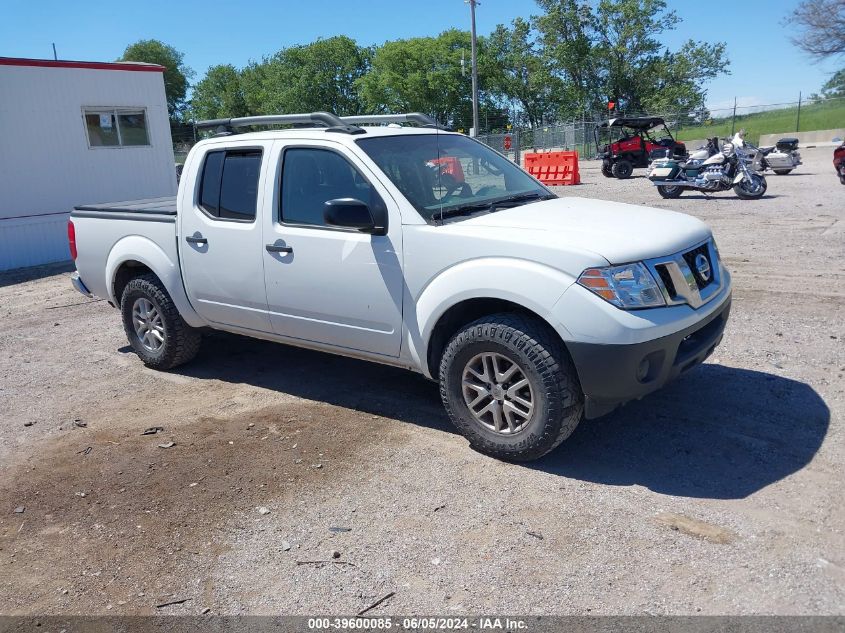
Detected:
left=439, top=313, right=583, bottom=461
left=120, top=274, right=201, bottom=370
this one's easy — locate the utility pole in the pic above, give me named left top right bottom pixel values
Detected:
left=730, top=96, right=737, bottom=136
left=466, top=0, right=480, bottom=138
left=52, top=43, right=57, bottom=60
left=796, top=91, right=802, bottom=132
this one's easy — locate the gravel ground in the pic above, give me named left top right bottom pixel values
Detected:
left=0, top=147, right=843, bottom=616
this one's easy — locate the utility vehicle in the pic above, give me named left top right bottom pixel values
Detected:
left=595, top=116, right=687, bottom=179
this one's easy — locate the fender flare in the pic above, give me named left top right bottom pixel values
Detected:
left=105, top=235, right=204, bottom=328
left=410, top=257, right=577, bottom=378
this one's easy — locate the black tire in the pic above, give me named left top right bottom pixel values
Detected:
left=840, top=174, right=845, bottom=185
left=439, top=313, right=583, bottom=461
left=601, top=163, right=614, bottom=178
left=733, top=174, right=767, bottom=200
left=611, top=159, right=633, bottom=179
left=120, top=273, right=201, bottom=370
left=773, top=169, right=792, bottom=175
left=657, top=185, right=684, bottom=199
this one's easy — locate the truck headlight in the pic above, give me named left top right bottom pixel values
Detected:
left=577, top=263, right=665, bottom=309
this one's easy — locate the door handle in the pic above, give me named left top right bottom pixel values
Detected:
left=185, top=235, right=208, bottom=245
left=266, top=244, right=293, bottom=254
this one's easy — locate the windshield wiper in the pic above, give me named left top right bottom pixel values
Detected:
left=492, top=192, right=556, bottom=208
left=437, top=201, right=498, bottom=220
left=436, top=192, right=555, bottom=221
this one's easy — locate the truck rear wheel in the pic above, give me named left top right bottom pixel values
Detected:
left=773, top=169, right=793, bottom=175
left=120, top=273, right=201, bottom=370
left=611, top=159, right=633, bottom=179
left=439, top=313, right=583, bottom=461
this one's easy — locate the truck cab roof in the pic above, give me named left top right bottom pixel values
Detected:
left=193, top=124, right=459, bottom=149
left=190, top=110, right=463, bottom=151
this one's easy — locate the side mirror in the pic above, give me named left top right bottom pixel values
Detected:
left=323, top=198, right=386, bottom=235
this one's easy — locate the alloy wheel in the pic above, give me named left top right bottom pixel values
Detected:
left=461, top=352, right=535, bottom=434
left=132, top=297, right=165, bottom=352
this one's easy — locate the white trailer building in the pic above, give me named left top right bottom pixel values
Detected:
left=0, top=57, right=177, bottom=271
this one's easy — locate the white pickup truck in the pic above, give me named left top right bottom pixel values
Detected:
left=69, top=111, right=731, bottom=461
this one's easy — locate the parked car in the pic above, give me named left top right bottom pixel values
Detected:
left=595, top=116, right=687, bottom=179
left=834, top=141, right=845, bottom=185
left=69, top=111, right=732, bottom=461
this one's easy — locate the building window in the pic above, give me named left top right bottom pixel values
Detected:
left=84, top=108, right=150, bottom=147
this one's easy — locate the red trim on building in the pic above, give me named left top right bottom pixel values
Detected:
left=0, top=57, right=166, bottom=73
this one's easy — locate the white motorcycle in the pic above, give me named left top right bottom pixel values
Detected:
left=744, top=137, right=802, bottom=175
left=648, top=140, right=768, bottom=199
left=682, top=137, right=721, bottom=166
left=759, top=137, right=802, bottom=175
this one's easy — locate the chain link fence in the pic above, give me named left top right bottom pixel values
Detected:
left=477, top=122, right=596, bottom=164
left=475, top=95, right=845, bottom=164
left=171, top=95, right=845, bottom=165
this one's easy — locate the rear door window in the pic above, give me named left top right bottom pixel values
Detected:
left=199, top=151, right=225, bottom=216
left=198, top=149, right=262, bottom=221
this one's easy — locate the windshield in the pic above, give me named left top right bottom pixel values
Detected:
left=616, top=124, right=668, bottom=140
left=356, top=134, right=553, bottom=222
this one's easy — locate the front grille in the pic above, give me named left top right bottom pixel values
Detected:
left=645, top=239, right=722, bottom=309
left=682, top=243, right=713, bottom=290
left=655, top=264, right=676, bottom=298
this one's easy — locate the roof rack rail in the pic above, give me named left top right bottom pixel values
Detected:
left=195, top=111, right=363, bottom=135
left=339, top=113, right=447, bottom=128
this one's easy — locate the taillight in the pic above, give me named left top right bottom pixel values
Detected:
left=67, top=220, right=77, bottom=260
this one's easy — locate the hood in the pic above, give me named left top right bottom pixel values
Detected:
left=456, top=197, right=711, bottom=264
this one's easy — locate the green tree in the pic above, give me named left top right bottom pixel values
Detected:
left=244, top=36, right=370, bottom=116
left=820, top=68, right=845, bottom=97
left=591, top=0, right=680, bottom=113
left=119, top=40, right=193, bottom=119
left=535, top=0, right=729, bottom=118
left=533, top=0, right=597, bottom=118
left=239, top=61, right=273, bottom=116
left=642, top=40, right=730, bottom=115
left=190, top=64, right=248, bottom=120
left=486, top=18, right=560, bottom=128
left=359, top=29, right=487, bottom=127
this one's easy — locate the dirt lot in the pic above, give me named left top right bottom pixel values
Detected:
left=1, top=147, right=843, bottom=616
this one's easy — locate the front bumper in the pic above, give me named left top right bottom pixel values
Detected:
left=568, top=295, right=731, bottom=419
left=71, top=272, right=93, bottom=298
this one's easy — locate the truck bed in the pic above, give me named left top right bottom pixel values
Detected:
left=73, top=196, right=177, bottom=216
left=70, top=195, right=181, bottom=305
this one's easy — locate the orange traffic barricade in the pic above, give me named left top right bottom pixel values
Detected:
left=429, top=156, right=465, bottom=183
left=523, top=151, right=581, bottom=186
